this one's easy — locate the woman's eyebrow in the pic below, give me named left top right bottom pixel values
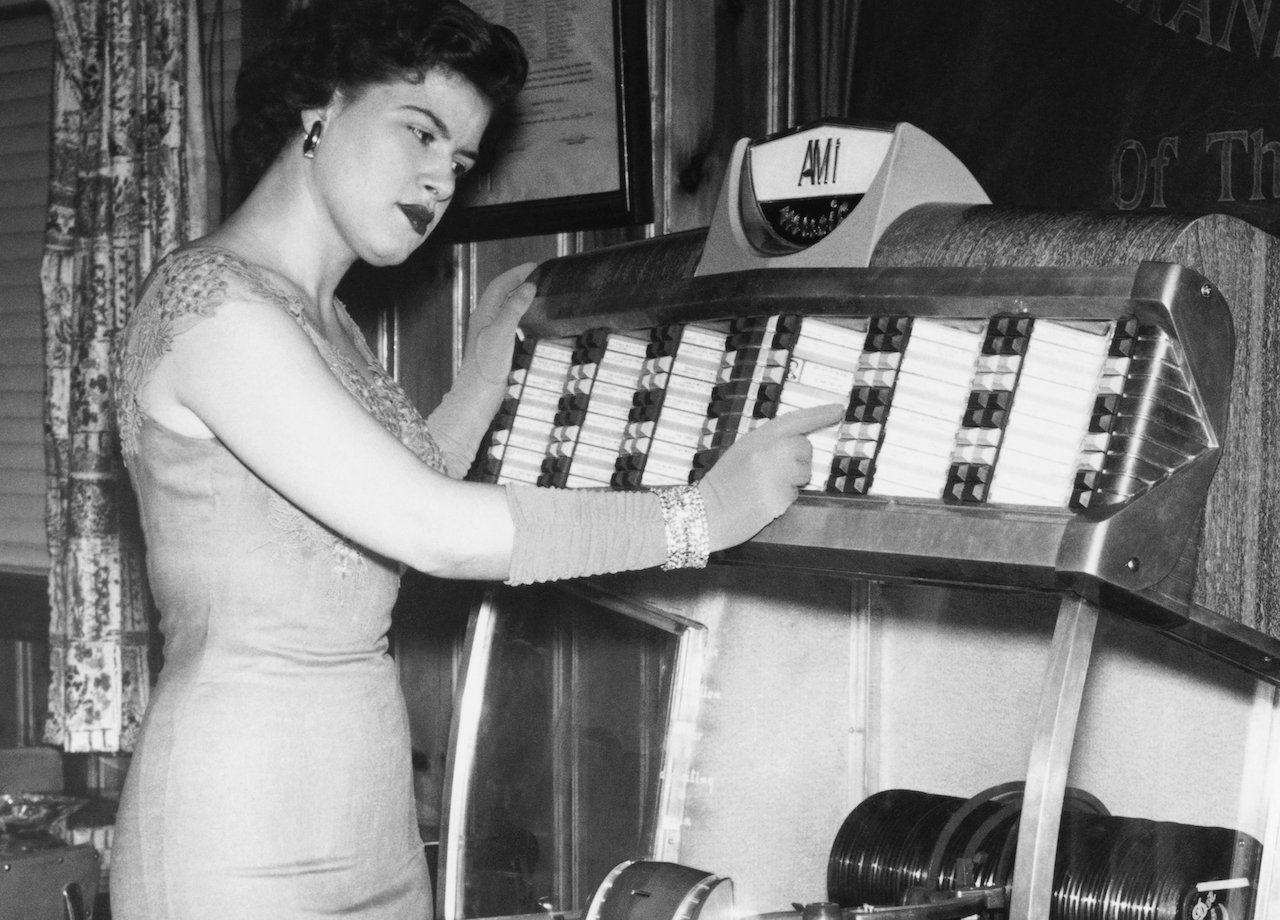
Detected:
left=403, top=105, right=480, bottom=160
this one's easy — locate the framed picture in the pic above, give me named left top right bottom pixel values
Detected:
left=444, top=0, right=653, bottom=241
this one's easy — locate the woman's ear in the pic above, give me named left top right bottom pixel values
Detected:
left=299, top=107, right=326, bottom=138
left=300, top=89, right=344, bottom=136
left=299, top=92, right=343, bottom=158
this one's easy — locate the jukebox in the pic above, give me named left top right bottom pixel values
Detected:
left=433, top=121, right=1280, bottom=920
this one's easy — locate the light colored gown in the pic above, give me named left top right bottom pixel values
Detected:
left=111, top=247, right=438, bottom=919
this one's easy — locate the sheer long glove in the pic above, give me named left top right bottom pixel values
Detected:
left=504, top=402, right=844, bottom=585
left=699, top=402, right=845, bottom=550
left=426, top=262, right=538, bottom=478
left=505, top=485, right=668, bottom=585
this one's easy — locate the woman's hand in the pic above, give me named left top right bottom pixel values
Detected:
left=699, top=403, right=846, bottom=550
left=427, top=262, right=538, bottom=477
left=463, top=261, right=537, bottom=383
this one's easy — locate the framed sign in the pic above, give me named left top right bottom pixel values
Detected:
left=444, top=0, right=653, bottom=241
left=844, top=1, right=1280, bottom=236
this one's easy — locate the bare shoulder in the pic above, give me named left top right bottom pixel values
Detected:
left=118, top=245, right=317, bottom=441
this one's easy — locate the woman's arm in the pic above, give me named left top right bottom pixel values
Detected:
left=142, top=291, right=843, bottom=583
left=144, top=295, right=517, bottom=579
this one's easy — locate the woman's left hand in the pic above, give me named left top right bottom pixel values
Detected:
left=425, top=261, right=539, bottom=479
left=464, top=262, right=537, bottom=383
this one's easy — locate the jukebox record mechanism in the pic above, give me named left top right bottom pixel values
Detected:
left=592, top=789, right=1261, bottom=920
left=821, top=788, right=1262, bottom=920
left=586, top=861, right=735, bottom=920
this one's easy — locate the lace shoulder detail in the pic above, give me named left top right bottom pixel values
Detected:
left=115, top=246, right=304, bottom=459
left=326, top=341, right=447, bottom=474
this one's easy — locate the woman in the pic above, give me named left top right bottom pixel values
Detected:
left=109, top=1, right=840, bottom=917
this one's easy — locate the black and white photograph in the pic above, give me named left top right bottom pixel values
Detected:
left=2, top=2, right=1280, bottom=919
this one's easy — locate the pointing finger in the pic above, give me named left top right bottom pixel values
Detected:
left=766, top=403, right=845, bottom=437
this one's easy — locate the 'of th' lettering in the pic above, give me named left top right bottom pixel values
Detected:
left=798, top=138, right=840, bottom=186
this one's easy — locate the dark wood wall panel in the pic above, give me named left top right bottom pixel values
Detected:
left=848, top=1, right=1280, bottom=235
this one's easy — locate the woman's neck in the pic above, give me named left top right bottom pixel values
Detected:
left=204, top=158, right=356, bottom=327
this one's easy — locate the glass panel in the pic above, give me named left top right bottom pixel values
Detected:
left=1061, top=612, right=1272, bottom=920
left=460, top=585, right=682, bottom=919
left=450, top=572, right=1279, bottom=919
left=844, top=586, right=1275, bottom=918
left=872, top=583, right=1060, bottom=801
left=822, top=583, right=1062, bottom=908
left=667, top=572, right=1065, bottom=914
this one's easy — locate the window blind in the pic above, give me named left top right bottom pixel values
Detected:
left=0, top=7, right=52, bottom=575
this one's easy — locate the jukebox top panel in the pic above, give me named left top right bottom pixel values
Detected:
left=694, top=121, right=989, bottom=274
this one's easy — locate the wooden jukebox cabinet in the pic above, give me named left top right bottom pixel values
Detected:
left=437, top=121, right=1280, bottom=920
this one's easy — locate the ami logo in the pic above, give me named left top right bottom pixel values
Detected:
left=797, top=137, right=841, bottom=186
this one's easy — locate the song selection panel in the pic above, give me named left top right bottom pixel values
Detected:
left=475, top=313, right=1155, bottom=512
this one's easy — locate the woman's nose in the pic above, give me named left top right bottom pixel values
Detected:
left=421, top=157, right=457, bottom=203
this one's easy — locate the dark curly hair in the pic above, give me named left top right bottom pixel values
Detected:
left=231, top=0, right=528, bottom=190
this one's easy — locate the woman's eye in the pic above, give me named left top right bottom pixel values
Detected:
left=452, top=162, right=471, bottom=178
left=410, top=126, right=434, bottom=146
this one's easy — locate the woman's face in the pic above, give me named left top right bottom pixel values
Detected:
left=306, top=67, right=493, bottom=266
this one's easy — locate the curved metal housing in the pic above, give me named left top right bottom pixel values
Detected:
left=506, top=259, right=1234, bottom=628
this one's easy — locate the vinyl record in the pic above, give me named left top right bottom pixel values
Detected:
left=827, top=788, right=1260, bottom=920
left=885, top=795, right=960, bottom=897
left=828, top=789, right=951, bottom=906
left=1051, top=812, right=1115, bottom=920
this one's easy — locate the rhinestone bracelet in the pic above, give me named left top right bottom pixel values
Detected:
left=655, top=485, right=710, bottom=571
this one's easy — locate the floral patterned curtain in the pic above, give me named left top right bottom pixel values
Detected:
left=41, top=0, right=204, bottom=753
